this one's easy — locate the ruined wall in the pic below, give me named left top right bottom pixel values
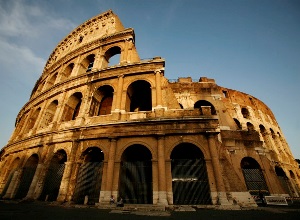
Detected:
left=0, top=10, right=299, bottom=208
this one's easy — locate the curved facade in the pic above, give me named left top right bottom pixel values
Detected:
left=0, top=10, right=299, bottom=207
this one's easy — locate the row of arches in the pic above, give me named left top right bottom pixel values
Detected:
left=15, top=80, right=154, bottom=137
left=36, top=46, right=122, bottom=95
left=234, top=117, right=290, bottom=157
left=2, top=142, right=293, bottom=205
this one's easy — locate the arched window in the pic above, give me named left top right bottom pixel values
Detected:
left=247, top=122, right=255, bottom=131
left=194, top=100, right=216, bottom=115
left=234, top=118, right=242, bottom=130
left=80, top=54, right=95, bottom=73
left=126, top=80, right=152, bottom=112
left=104, top=46, right=121, bottom=68
left=241, top=107, right=250, bottom=119
left=25, top=107, right=41, bottom=132
left=45, top=73, right=58, bottom=90
left=62, top=63, right=74, bottom=80
left=98, top=86, right=114, bottom=115
left=40, top=100, right=58, bottom=129
left=62, top=92, right=82, bottom=121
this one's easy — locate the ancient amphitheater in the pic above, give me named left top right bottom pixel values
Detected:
left=0, top=10, right=299, bottom=207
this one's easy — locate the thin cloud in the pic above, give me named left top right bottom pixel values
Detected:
left=0, top=0, right=75, bottom=38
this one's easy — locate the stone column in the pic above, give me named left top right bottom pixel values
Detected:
left=65, top=162, right=81, bottom=202
left=165, top=159, right=173, bottom=205
left=57, top=141, right=80, bottom=202
left=25, top=163, right=45, bottom=199
left=111, top=161, right=121, bottom=200
left=207, top=133, right=230, bottom=205
left=114, top=75, right=124, bottom=111
left=157, top=135, right=168, bottom=205
left=155, top=70, right=163, bottom=108
left=102, top=138, right=117, bottom=203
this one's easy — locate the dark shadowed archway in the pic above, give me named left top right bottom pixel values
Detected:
left=119, top=144, right=153, bottom=204
left=73, top=147, right=104, bottom=204
left=39, top=150, right=67, bottom=201
left=14, top=154, right=39, bottom=199
left=241, top=157, right=269, bottom=195
left=171, top=143, right=211, bottom=205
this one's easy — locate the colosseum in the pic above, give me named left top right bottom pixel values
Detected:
left=0, top=10, right=299, bottom=208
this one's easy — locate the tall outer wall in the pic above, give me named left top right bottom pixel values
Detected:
left=0, top=10, right=299, bottom=208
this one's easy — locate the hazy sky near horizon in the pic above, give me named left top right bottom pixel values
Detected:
left=0, top=0, right=299, bottom=158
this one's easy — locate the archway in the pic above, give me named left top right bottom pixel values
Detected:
left=275, top=166, right=294, bottom=196
left=39, top=150, right=67, bottom=201
left=14, top=154, right=39, bottom=199
left=171, top=143, right=211, bottom=205
left=119, top=145, right=152, bottom=204
left=62, top=92, right=82, bottom=121
left=194, top=100, right=216, bottom=115
left=241, top=157, right=269, bottom=195
left=98, top=85, right=114, bottom=115
left=0, top=158, right=20, bottom=197
left=126, top=80, right=152, bottom=112
left=73, top=147, right=104, bottom=204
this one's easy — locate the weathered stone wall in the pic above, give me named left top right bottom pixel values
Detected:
left=0, top=10, right=299, bottom=208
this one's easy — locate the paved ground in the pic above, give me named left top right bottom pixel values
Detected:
left=0, top=200, right=300, bottom=220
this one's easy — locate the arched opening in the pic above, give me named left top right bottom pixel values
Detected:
left=171, top=143, right=211, bottom=205
left=89, top=85, right=114, bottom=116
left=39, top=150, right=67, bottom=201
left=98, top=85, right=114, bottom=115
left=241, top=107, right=250, bottom=119
left=126, top=80, right=152, bottom=112
left=234, top=118, right=242, bottom=130
left=62, top=63, right=74, bottom=79
left=14, top=154, right=39, bottom=199
left=241, top=157, right=269, bottom=195
left=40, top=100, right=58, bottom=129
left=247, top=122, right=255, bottom=131
left=119, top=145, right=152, bottom=204
left=25, top=107, right=41, bottom=132
left=0, top=158, right=20, bottom=198
left=45, top=73, right=58, bottom=90
left=275, top=166, right=293, bottom=196
left=104, top=46, right=121, bottom=67
left=81, top=54, right=95, bottom=72
left=194, top=100, right=216, bottom=115
left=73, top=147, right=104, bottom=205
left=62, top=92, right=82, bottom=121
left=36, top=81, right=45, bottom=94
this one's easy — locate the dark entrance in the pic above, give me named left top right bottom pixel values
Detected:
left=171, top=143, right=211, bottom=205
left=241, top=157, right=269, bottom=195
left=14, top=154, right=39, bottom=199
left=119, top=145, right=153, bottom=204
left=73, top=147, right=104, bottom=204
left=275, top=166, right=294, bottom=196
left=39, top=150, right=67, bottom=201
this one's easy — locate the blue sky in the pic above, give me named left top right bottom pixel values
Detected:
left=0, top=0, right=299, bottom=159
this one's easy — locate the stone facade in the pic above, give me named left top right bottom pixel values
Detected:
left=0, top=10, right=299, bottom=208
